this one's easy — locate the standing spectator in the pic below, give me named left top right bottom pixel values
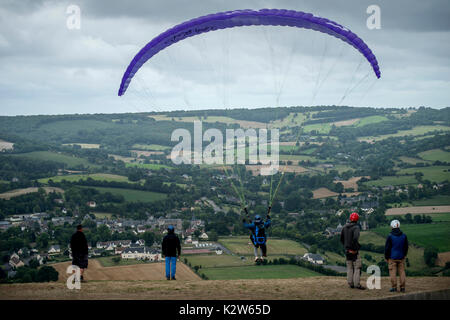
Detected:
left=162, top=225, right=181, bottom=280
left=70, top=224, right=89, bottom=282
left=385, top=220, right=408, bottom=293
left=340, top=212, right=365, bottom=290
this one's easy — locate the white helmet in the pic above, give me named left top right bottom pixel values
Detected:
left=390, top=220, right=400, bottom=229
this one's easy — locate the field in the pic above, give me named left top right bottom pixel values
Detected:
left=424, top=212, right=450, bottom=222
left=271, top=112, right=306, bottom=128
left=93, top=212, right=114, bottom=220
left=334, top=176, right=368, bottom=191
left=372, top=223, right=450, bottom=252
left=38, top=173, right=132, bottom=184
left=355, top=115, right=389, bottom=127
left=132, top=144, right=171, bottom=151
left=1, top=277, right=449, bottom=300
left=397, top=166, right=450, bottom=183
left=358, top=125, right=450, bottom=142
left=332, top=118, right=361, bottom=127
left=303, top=123, right=332, bottom=134
left=0, top=187, right=64, bottom=200
left=365, top=175, right=418, bottom=187
left=185, top=254, right=296, bottom=268
left=279, top=154, right=318, bottom=162
left=12, top=151, right=97, bottom=168
left=97, top=256, right=148, bottom=267
left=386, top=206, right=450, bottom=215
left=200, top=264, right=321, bottom=280
left=312, top=188, right=338, bottom=199
left=62, top=143, right=100, bottom=149
left=219, top=237, right=307, bottom=256
left=398, top=156, right=429, bottom=165
left=125, top=162, right=171, bottom=170
left=150, top=114, right=268, bottom=129
left=50, top=259, right=200, bottom=282
left=418, top=149, right=450, bottom=162
left=80, top=186, right=167, bottom=203
left=411, top=195, right=450, bottom=206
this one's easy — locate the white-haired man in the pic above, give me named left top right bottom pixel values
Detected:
left=384, top=220, right=409, bottom=293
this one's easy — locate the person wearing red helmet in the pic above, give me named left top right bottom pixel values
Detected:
left=340, top=212, right=365, bottom=290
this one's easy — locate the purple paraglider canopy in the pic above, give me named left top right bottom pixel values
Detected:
left=118, top=8, right=380, bottom=96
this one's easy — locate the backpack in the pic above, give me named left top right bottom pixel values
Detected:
left=251, top=224, right=266, bottom=245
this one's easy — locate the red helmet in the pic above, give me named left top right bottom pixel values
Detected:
left=350, top=212, right=359, bottom=222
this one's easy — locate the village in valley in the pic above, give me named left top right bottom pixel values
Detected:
left=0, top=106, right=449, bottom=284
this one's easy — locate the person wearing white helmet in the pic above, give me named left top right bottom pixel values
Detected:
left=385, top=219, right=409, bottom=293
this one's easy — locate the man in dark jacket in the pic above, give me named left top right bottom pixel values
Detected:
left=340, top=212, right=365, bottom=289
left=162, top=225, right=181, bottom=280
left=385, top=219, right=408, bottom=292
left=243, top=207, right=271, bottom=262
left=70, top=224, right=89, bottom=281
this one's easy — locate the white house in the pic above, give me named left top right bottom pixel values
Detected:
left=48, top=245, right=61, bottom=255
left=199, top=232, right=209, bottom=240
left=87, top=201, right=97, bottom=208
left=302, top=253, right=324, bottom=265
left=135, top=239, right=145, bottom=246
left=136, top=225, right=146, bottom=234
left=96, top=240, right=132, bottom=250
left=9, top=253, right=24, bottom=269
left=121, top=247, right=161, bottom=261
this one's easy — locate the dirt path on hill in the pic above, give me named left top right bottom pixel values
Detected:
left=1, top=276, right=449, bottom=300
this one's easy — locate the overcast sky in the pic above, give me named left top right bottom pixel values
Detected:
left=0, top=0, right=449, bottom=116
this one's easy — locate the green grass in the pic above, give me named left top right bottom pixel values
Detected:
left=425, top=212, right=450, bottom=222
left=372, top=223, right=450, bottom=252
left=418, top=149, right=450, bottom=162
left=359, top=231, right=427, bottom=272
left=219, top=237, right=307, bottom=256
left=365, top=175, right=418, bottom=187
left=397, top=166, right=450, bottom=183
left=93, top=212, right=114, bottom=219
left=200, top=264, right=321, bottom=280
left=303, top=123, right=332, bottom=134
left=97, top=256, right=147, bottom=267
left=185, top=254, right=293, bottom=268
left=279, top=145, right=300, bottom=152
left=398, top=156, right=429, bottom=165
left=271, top=112, right=306, bottom=128
left=125, top=162, right=171, bottom=170
left=131, top=144, right=171, bottom=151
left=279, top=154, right=319, bottom=162
left=355, top=115, right=389, bottom=127
left=80, top=186, right=167, bottom=203
left=359, top=231, right=386, bottom=246
left=411, top=195, right=450, bottom=206
left=358, top=125, right=450, bottom=142
left=38, top=173, right=131, bottom=184
left=12, top=151, right=97, bottom=169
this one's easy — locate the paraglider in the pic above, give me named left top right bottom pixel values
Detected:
left=242, top=207, right=272, bottom=263
left=118, top=8, right=380, bottom=97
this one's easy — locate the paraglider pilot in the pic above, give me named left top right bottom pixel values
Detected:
left=243, top=207, right=272, bottom=262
